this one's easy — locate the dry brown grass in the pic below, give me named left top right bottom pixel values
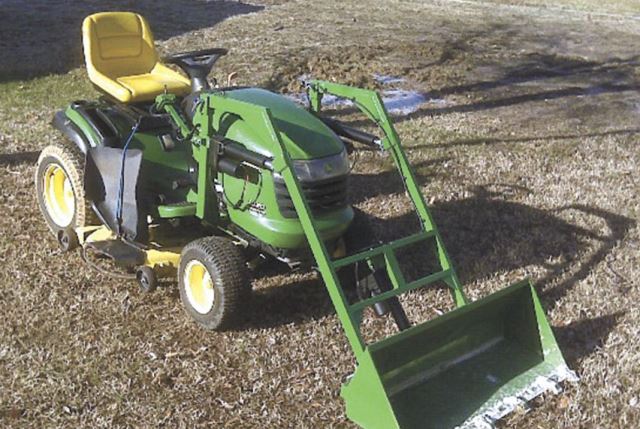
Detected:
left=1, top=0, right=639, bottom=428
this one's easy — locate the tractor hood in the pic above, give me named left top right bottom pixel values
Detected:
left=224, top=88, right=343, bottom=160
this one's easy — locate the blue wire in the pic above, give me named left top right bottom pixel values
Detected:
left=115, top=121, right=140, bottom=236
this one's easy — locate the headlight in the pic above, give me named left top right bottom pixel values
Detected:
left=291, top=149, right=349, bottom=182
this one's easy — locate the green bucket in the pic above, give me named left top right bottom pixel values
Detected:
left=341, top=280, right=576, bottom=429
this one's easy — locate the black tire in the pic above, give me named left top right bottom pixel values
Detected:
left=136, top=266, right=158, bottom=293
left=57, top=228, right=80, bottom=252
left=343, top=207, right=377, bottom=254
left=35, top=142, right=95, bottom=235
left=339, top=207, right=375, bottom=292
left=178, top=236, right=250, bottom=330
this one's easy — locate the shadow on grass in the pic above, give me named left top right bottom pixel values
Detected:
left=348, top=157, right=449, bottom=205
left=333, top=81, right=640, bottom=129
left=242, top=182, right=634, bottom=369
left=242, top=277, right=328, bottom=329
left=0, top=0, right=264, bottom=82
left=428, top=54, right=640, bottom=99
left=424, top=128, right=640, bottom=149
left=406, top=83, right=640, bottom=119
left=0, top=151, right=39, bottom=166
left=319, top=53, right=640, bottom=127
left=554, top=311, right=626, bottom=368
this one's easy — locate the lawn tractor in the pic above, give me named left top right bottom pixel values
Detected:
left=36, top=12, right=576, bottom=428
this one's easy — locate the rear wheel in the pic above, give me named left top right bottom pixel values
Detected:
left=35, top=142, right=94, bottom=240
left=178, top=236, right=250, bottom=330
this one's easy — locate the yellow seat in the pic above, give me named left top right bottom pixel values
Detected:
left=82, top=12, right=191, bottom=103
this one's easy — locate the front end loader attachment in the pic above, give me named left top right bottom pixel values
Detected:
left=303, top=81, right=576, bottom=428
left=197, top=82, right=576, bottom=428
left=341, top=279, right=576, bottom=429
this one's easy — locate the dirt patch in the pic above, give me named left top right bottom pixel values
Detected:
left=263, top=42, right=465, bottom=93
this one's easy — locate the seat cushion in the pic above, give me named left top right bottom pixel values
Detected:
left=116, top=66, right=191, bottom=103
left=93, top=12, right=146, bottom=60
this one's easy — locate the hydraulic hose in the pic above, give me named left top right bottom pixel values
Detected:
left=319, top=117, right=381, bottom=148
left=218, top=139, right=274, bottom=171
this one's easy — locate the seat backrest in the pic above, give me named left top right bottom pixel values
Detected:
left=83, top=12, right=158, bottom=79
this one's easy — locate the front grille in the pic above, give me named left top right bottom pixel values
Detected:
left=274, top=175, right=348, bottom=218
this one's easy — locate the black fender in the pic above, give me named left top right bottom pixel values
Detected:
left=69, top=101, right=121, bottom=148
left=52, top=110, right=91, bottom=154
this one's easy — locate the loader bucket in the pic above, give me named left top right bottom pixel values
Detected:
left=341, top=279, right=576, bottom=429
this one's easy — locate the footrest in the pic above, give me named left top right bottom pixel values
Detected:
left=157, top=201, right=197, bottom=218
left=86, top=239, right=145, bottom=267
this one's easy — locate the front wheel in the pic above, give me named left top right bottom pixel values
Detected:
left=178, top=236, right=250, bottom=330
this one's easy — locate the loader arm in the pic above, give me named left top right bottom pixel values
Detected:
left=306, top=80, right=468, bottom=308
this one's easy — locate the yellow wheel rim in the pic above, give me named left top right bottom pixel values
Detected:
left=184, top=260, right=215, bottom=314
left=43, top=164, right=75, bottom=228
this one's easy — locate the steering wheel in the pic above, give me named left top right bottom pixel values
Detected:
left=164, top=48, right=228, bottom=92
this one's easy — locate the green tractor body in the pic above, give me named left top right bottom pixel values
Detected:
left=58, top=87, right=353, bottom=255
left=36, top=12, right=576, bottom=429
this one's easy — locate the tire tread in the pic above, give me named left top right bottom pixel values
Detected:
left=35, top=141, right=96, bottom=233
left=179, top=236, right=250, bottom=330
